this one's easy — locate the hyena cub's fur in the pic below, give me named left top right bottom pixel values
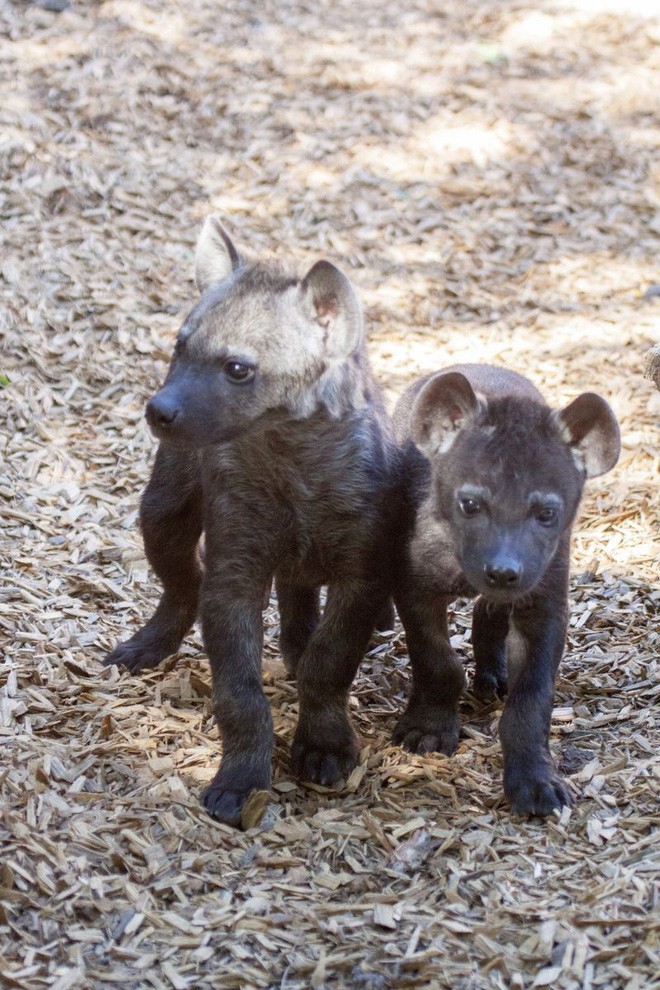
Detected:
left=106, top=217, right=400, bottom=826
left=392, top=365, right=620, bottom=816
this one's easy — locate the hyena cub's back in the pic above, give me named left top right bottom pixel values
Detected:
left=106, top=216, right=402, bottom=826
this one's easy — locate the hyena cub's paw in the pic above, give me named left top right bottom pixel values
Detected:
left=104, top=629, right=177, bottom=672
left=202, top=783, right=254, bottom=828
left=291, top=721, right=359, bottom=787
left=472, top=668, right=507, bottom=703
left=504, top=766, right=574, bottom=818
left=392, top=703, right=460, bottom=757
left=278, top=637, right=305, bottom=679
left=202, top=766, right=271, bottom=827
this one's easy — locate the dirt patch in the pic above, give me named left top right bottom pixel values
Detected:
left=1, top=0, right=659, bottom=988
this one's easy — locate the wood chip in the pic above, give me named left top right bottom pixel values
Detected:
left=373, top=903, right=402, bottom=930
left=240, top=790, right=271, bottom=831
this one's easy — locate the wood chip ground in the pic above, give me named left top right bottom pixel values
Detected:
left=1, top=0, right=659, bottom=988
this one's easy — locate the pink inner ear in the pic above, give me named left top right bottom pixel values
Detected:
left=447, top=402, right=464, bottom=428
left=314, top=295, right=337, bottom=327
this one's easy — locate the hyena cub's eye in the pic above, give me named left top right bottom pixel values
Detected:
left=536, top=506, right=559, bottom=526
left=223, top=360, right=255, bottom=383
left=458, top=497, right=481, bottom=517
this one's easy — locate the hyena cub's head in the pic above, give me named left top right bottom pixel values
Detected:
left=412, top=371, right=620, bottom=602
left=146, top=216, right=365, bottom=447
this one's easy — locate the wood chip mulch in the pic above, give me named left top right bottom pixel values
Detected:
left=1, top=1, right=659, bottom=988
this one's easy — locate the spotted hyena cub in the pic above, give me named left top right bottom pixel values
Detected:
left=107, top=217, right=401, bottom=826
left=392, top=364, right=620, bottom=816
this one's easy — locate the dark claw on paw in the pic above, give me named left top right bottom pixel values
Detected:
left=392, top=711, right=459, bottom=757
left=104, top=632, right=179, bottom=672
left=201, top=784, right=247, bottom=827
left=473, top=671, right=507, bottom=703
left=202, top=761, right=272, bottom=827
left=506, top=773, right=573, bottom=817
left=291, top=740, right=358, bottom=787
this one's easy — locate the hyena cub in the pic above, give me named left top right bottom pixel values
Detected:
left=106, top=217, right=400, bottom=825
left=392, top=364, right=620, bottom=816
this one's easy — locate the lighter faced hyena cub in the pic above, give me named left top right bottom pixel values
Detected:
left=392, top=365, right=620, bottom=816
left=106, top=217, right=400, bottom=826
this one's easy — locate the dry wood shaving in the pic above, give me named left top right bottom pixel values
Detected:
left=1, top=0, right=659, bottom=988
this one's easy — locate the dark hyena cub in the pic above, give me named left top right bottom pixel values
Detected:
left=106, top=217, right=400, bottom=826
left=392, top=364, right=620, bottom=816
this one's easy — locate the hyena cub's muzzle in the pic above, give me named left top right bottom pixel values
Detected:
left=146, top=388, right=181, bottom=436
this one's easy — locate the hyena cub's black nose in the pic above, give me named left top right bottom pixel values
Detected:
left=146, top=393, right=180, bottom=430
left=484, top=562, right=521, bottom=589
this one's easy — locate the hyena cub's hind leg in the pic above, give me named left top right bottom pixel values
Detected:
left=471, top=598, right=510, bottom=702
left=276, top=579, right=392, bottom=677
left=105, top=447, right=203, bottom=672
left=292, top=579, right=390, bottom=786
left=374, top=599, right=396, bottom=633
left=275, top=576, right=320, bottom=676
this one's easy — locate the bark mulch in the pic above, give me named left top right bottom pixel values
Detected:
left=1, top=0, right=659, bottom=988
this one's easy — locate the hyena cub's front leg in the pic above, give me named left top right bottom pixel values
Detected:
left=498, top=602, right=573, bottom=817
left=201, top=562, right=274, bottom=825
left=392, top=591, right=466, bottom=756
left=471, top=598, right=510, bottom=702
left=105, top=446, right=203, bottom=672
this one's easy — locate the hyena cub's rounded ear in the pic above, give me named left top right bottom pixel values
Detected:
left=299, top=261, right=363, bottom=360
left=554, top=393, right=621, bottom=478
left=195, top=215, right=243, bottom=293
left=411, top=372, right=481, bottom=457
